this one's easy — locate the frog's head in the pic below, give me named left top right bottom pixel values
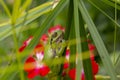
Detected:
left=48, top=25, right=65, bottom=44
left=50, top=30, right=64, bottom=44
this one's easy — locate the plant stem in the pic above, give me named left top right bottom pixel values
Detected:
left=113, top=0, right=117, bottom=65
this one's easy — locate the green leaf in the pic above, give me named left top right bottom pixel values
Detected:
left=12, top=0, right=21, bottom=24
left=19, top=0, right=32, bottom=17
left=79, top=0, right=118, bottom=80
left=73, top=0, right=82, bottom=80
left=64, top=0, right=73, bottom=40
left=102, top=0, right=120, bottom=10
left=115, top=52, right=120, bottom=74
left=79, top=11, right=93, bottom=80
left=0, top=0, right=11, bottom=18
left=0, top=1, right=53, bottom=41
left=67, top=0, right=76, bottom=69
left=69, top=20, right=76, bottom=69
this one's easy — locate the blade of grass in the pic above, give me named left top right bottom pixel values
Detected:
left=79, top=11, right=93, bottom=80
left=73, top=0, right=82, bottom=80
left=69, top=20, right=76, bottom=69
left=79, top=0, right=118, bottom=80
left=115, top=54, right=120, bottom=74
left=64, top=0, right=73, bottom=40
left=0, top=0, right=11, bottom=18
left=66, top=0, right=76, bottom=69
left=12, top=0, right=21, bottom=24
left=11, top=0, right=25, bottom=80
left=113, top=0, right=117, bottom=65
left=18, top=0, right=32, bottom=17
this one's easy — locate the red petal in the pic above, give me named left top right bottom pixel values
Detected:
left=62, top=71, right=67, bottom=76
left=68, top=68, right=97, bottom=80
left=68, top=68, right=76, bottom=80
left=92, top=60, right=99, bottom=75
left=19, top=36, right=33, bottom=52
left=66, top=49, right=70, bottom=56
left=54, top=25, right=65, bottom=32
left=90, top=53, right=95, bottom=61
left=23, top=36, right=33, bottom=45
left=48, top=25, right=65, bottom=34
left=24, top=57, right=36, bottom=73
left=34, top=44, right=44, bottom=55
left=27, top=68, right=40, bottom=79
left=87, top=39, right=91, bottom=43
left=81, top=71, right=85, bottom=80
left=35, top=44, right=43, bottom=48
left=88, top=43, right=95, bottom=51
left=40, top=34, right=48, bottom=44
left=48, top=26, right=56, bottom=34
left=63, top=62, right=69, bottom=69
left=19, top=44, right=26, bottom=52
left=39, top=65, right=50, bottom=77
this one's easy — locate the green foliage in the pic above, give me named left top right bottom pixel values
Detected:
left=0, top=0, right=120, bottom=80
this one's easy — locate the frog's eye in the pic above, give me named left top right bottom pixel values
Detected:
left=52, top=32, right=57, bottom=38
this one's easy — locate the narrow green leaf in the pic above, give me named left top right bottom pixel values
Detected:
left=12, top=0, right=21, bottom=24
left=66, top=0, right=76, bottom=69
left=115, top=52, right=120, bottom=74
left=64, top=0, right=73, bottom=40
left=69, top=20, right=76, bottom=69
left=0, top=0, right=11, bottom=18
left=102, top=0, right=120, bottom=10
left=79, top=0, right=118, bottom=80
left=113, top=0, right=117, bottom=64
left=73, top=0, right=82, bottom=80
left=79, top=12, right=93, bottom=80
left=18, top=0, right=32, bottom=17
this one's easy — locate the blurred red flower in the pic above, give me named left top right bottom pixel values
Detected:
left=68, top=43, right=99, bottom=80
left=68, top=60, right=99, bottom=80
left=24, top=44, right=50, bottom=79
left=19, top=36, right=33, bottom=52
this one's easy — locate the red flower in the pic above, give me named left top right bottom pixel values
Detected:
left=63, top=62, right=69, bottom=69
left=19, top=36, right=33, bottom=52
left=40, top=34, right=48, bottom=45
left=48, top=25, right=65, bottom=34
left=68, top=68, right=76, bottom=80
left=88, top=43, right=95, bottom=51
left=68, top=60, right=99, bottom=80
left=19, top=25, right=66, bottom=79
left=88, top=43, right=96, bottom=61
left=24, top=44, right=50, bottom=79
left=68, top=43, right=99, bottom=80
left=24, top=57, right=50, bottom=78
left=63, top=49, right=70, bottom=69
left=91, top=60, right=99, bottom=75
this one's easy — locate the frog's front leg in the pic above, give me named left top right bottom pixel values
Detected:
left=55, top=39, right=65, bottom=56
